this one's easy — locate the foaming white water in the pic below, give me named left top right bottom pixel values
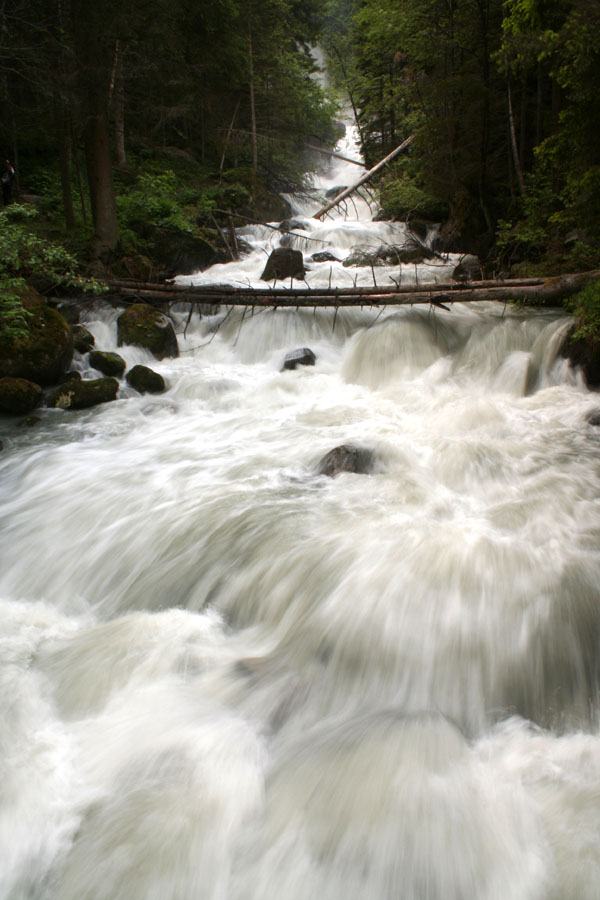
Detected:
left=2, top=126, right=600, bottom=900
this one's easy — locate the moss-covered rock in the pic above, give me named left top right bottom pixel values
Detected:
left=0, top=377, right=43, bottom=414
left=89, top=350, right=126, bottom=377
left=48, top=377, right=119, bottom=410
left=72, top=324, right=95, bottom=354
left=561, top=326, right=600, bottom=387
left=126, top=364, right=166, bottom=393
left=117, top=303, right=178, bottom=359
left=0, top=295, right=73, bottom=385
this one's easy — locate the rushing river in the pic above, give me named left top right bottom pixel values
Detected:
left=2, top=124, right=600, bottom=900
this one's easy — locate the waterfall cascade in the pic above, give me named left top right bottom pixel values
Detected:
left=1, top=119, right=600, bottom=900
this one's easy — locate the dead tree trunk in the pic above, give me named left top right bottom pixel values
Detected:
left=313, top=136, right=414, bottom=220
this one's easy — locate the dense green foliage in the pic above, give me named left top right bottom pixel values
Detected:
left=0, top=0, right=337, bottom=259
left=322, top=0, right=600, bottom=270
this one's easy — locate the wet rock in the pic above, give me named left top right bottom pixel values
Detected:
left=57, top=370, right=81, bottom=384
left=0, top=294, right=73, bottom=385
left=260, top=248, right=305, bottom=282
left=561, top=326, right=600, bottom=388
left=0, top=377, right=43, bottom=414
left=17, top=415, right=42, bottom=427
left=452, top=254, right=482, bottom=282
left=376, top=242, right=433, bottom=265
left=325, top=185, right=347, bottom=199
left=317, top=444, right=375, bottom=477
left=72, top=325, right=95, bottom=354
left=279, top=219, right=310, bottom=233
left=585, top=408, right=600, bottom=426
left=281, top=348, right=316, bottom=371
left=48, top=377, right=119, bottom=410
left=89, top=350, right=126, bottom=378
left=126, top=364, right=166, bottom=394
left=117, top=303, right=178, bottom=360
left=311, top=251, right=340, bottom=263
left=342, top=248, right=384, bottom=268
left=50, top=300, right=80, bottom=325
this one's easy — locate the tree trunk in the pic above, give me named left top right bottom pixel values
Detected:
left=55, top=96, right=76, bottom=230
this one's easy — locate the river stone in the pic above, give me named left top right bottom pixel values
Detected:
left=342, top=248, right=384, bottom=268
left=48, top=377, right=119, bottom=410
left=325, top=185, right=347, bottom=199
left=317, top=444, right=375, bottom=477
left=561, top=325, right=600, bottom=388
left=0, top=298, right=73, bottom=385
left=126, top=364, right=166, bottom=394
left=260, top=248, right=305, bottom=282
left=452, top=254, right=482, bottom=282
left=72, top=324, right=95, bottom=353
left=585, top=408, right=600, bottom=426
left=311, top=251, right=340, bottom=263
left=117, top=303, right=178, bottom=359
left=89, top=350, right=126, bottom=377
left=281, top=348, right=316, bottom=371
left=0, top=377, right=43, bottom=414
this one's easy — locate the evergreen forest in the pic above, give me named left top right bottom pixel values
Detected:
left=2, top=0, right=600, bottom=315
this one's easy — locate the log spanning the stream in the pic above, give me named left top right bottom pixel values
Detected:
left=106, top=270, right=600, bottom=309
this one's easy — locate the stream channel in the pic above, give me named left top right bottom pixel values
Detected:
left=1, top=120, right=600, bottom=900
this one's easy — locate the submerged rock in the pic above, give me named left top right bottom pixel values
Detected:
left=89, top=350, right=126, bottom=378
left=126, top=364, right=166, bottom=394
left=561, top=326, right=600, bottom=388
left=72, top=325, right=95, bottom=354
left=585, top=408, right=600, bottom=426
left=117, top=303, right=178, bottom=360
left=316, top=444, right=375, bottom=477
left=342, top=248, right=384, bottom=268
left=260, top=248, right=305, bottom=282
left=281, top=348, right=316, bottom=371
left=48, top=377, right=119, bottom=410
left=0, top=296, right=73, bottom=385
left=0, top=377, right=43, bottom=414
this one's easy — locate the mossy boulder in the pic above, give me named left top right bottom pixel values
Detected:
left=0, top=377, right=43, bottom=414
left=0, top=296, right=73, bottom=385
left=117, top=303, right=178, bottom=359
left=561, top=326, right=600, bottom=388
left=48, top=377, right=119, bottom=410
left=126, top=364, right=166, bottom=394
left=89, top=350, right=126, bottom=377
left=72, top=324, right=95, bottom=353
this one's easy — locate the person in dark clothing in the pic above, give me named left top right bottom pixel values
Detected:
left=2, top=158, right=15, bottom=205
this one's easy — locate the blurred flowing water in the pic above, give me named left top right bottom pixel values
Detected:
left=2, top=123, right=600, bottom=900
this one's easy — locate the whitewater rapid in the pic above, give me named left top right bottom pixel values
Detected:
left=1, top=124, right=600, bottom=900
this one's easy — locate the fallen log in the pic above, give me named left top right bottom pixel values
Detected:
left=306, top=144, right=364, bottom=167
left=104, top=269, right=600, bottom=308
left=313, top=135, right=414, bottom=220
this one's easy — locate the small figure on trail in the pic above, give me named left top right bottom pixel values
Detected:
left=1, top=158, right=15, bottom=205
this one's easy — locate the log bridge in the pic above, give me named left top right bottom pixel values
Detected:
left=105, top=270, right=599, bottom=311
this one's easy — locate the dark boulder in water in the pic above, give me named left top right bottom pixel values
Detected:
left=0, top=295, right=73, bottom=385
left=0, top=377, right=43, bottom=414
left=89, top=350, right=126, bottom=378
left=452, top=254, right=482, bottom=282
left=126, top=364, right=166, bottom=394
left=72, top=325, right=95, bottom=354
left=48, top=376, right=119, bottom=410
left=561, top=325, right=600, bottom=388
left=281, top=348, right=316, bottom=371
left=311, top=251, right=340, bottom=263
left=317, top=444, right=375, bottom=477
left=117, top=303, right=178, bottom=360
left=260, top=247, right=305, bottom=282
left=585, top=408, right=600, bottom=426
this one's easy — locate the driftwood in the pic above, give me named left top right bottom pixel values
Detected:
left=105, top=270, right=600, bottom=309
left=306, top=144, right=364, bottom=167
left=312, top=136, right=414, bottom=220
